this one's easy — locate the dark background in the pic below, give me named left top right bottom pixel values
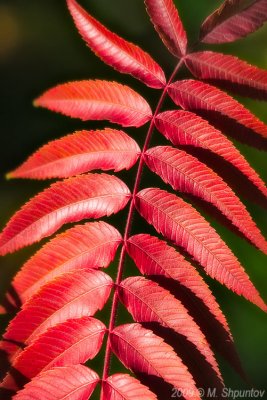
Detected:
left=0, top=0, right=266, bottom=396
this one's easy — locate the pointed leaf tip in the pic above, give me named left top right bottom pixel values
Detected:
left=34, top=80, right=152, bottom=127
left=67, top=0, right=166, bottom=88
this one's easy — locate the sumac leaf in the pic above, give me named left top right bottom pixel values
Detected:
left=145, top=146, right=267, bottom=253
left=67, top=0, right=166, bottom=89
left=168, top=79, right=267, bottom=139
left=10, top=221, right=121, bottom=304
left=110, top=323, right=200, bottom=400
left=200, top=0, right=267, bottom=44
left=34, top=80, right=152, bottom=127
left=135, top=188, right=267, bottom=311
left=103, top=373, right=157, bottom=400
left=155, top=110, right=267, bottom=198
left=12, top=365, right=99, bottom=400
left=8, top=129, right=141, bottom=180
left=1, top=317, right=105, bottom=391
left=0, top=173, right=130, bottom=255
left=185, top=51, right=267, bottom=100
left=119, top=276, right=222, bottom=381
left=1, top=269, right=112, bottom=359
left=144, top=0, right=187, bottom=57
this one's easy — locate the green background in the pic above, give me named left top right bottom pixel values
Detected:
left=0, top=0, right=266, bottom=397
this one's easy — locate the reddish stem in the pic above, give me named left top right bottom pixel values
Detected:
left=100, top=58, right=184, bottom=390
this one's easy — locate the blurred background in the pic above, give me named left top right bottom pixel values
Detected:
left=0, top=0, right=266, bottom=396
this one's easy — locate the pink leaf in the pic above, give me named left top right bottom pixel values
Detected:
left=168, top=79, right=267, bottom=139
left=119, top=276, right=222, bottom=381
left=0, top=173, right=130, bottom=255
left=200, top=0, right=267, bottom=44
left=2, top=269, right=112, bottom=360
left=34, top=80, right=152, bottom=127
left=185, top=51, right=267, bottom=100
left=11, top=221, right=121, bottom=304
left=155, top=110, right=267, bottom=198
left=144, top=0, right=187, bottom=57
left=145, top=146, right=267, bottom=253
left=12, top=365, right=99, bottom=400
left=110, top=323, right=201, bottom=400
left=1, top=317, right=105, bottom=391
left=103, top=373, right=157, bottom=400
left=135, top=188, right=267, bottom=311
left=8, top=129, right=141, bottom=180
left=67, top=0, right=166, bottom=89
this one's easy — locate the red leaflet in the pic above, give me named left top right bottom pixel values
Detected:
left=110, top=324, right=200, bottom=400
left=2, top=269, right=112, bottom=359
left=135, top=188, right=267, bottom=311
left=126, top=234, right=230, bottom=335
left=11, top=222, right=121, bottom=304
left=12, top=365, right=99, bottom=400
left=34, top=80, right=152, bottom=127
left=155, top=110, right=267, bottom=198
left=145, top=146, right=267, bottom=254
left=119, top=276, right=221, bottom=381
left=67, top=0, right=166, bottom=89
left=185, top=51, right=267, bottom=100
left=168, top=79, right=267, bottom=139
left=0, top=173, right=130, bottom=255
left=144, top=0, right=187, bottom=57
left=1, top=317, right=105, bottom=391
left=8, top=129, right=141, bottom=180
left=200, top=0, right=267, bottom=44
left=103, top=374, right=157, bottom=400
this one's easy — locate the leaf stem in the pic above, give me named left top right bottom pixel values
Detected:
left=100, top=58, right=184, bottom=388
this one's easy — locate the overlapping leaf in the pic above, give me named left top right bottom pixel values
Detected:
left=185, top=51, right=267, bottom=100
left=135, top=188, right=266, bottom=311
left=1, top=269, right=112, bottom=360
left=12, top=365, right=99, bottom=400
left=8, top=129, right=141, bottom=180
left=1, top=317, right=105, bottom=392
left=145, top=146, right=267, bottom=253
left=119, top=276, right=221, bottom=380
left=144, top=0, right=187, bottom=57
left=110, top=324, right=201, bottom=400
left=34, top=80, right=152, bottom=127
left=168, top=79, right=267, bottom=139
left=200, top=0, right=267, bottom=44
left=155, top=110, right=267, bottom=198
left=10, top=222, right=121, bottom=304
left=0, top=173, right=130, bottom=255
left=103, top=374, right=157, bottom=400
left=67, top=0, right=166, bottom=88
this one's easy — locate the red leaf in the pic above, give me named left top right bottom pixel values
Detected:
left=135, top=188, right=267, bottom=311
left=0, top=173, right=130, bottom=255
left=34, top=80, right=152, bottom=127
left=200, top=0, right=267, bottom=44
left=168, top=79, right=267, bottom=139
left=155, top=110, right=267, bottom=198
left=144, top=0, right=187, bottom=57
left=110, top=323, right=200, bottom=400
left=185, top=51, right=267, bottom=100
left=119, top=276, right=222, bottom=381
left=1, top=317, right=105, bottom=392
left=67, top=0, right=166, bottom=89
left=145, top=146, right=267, bottom=254
left=11, top=222, right=121, bottom=304
left=2, top=269, right=112, bottom=360
left=12, top=365, right=99, bottom=400
left=126, top=234, right=230, bottom=336
left=103, top=373, right=157, bottom=400
left=8, top=129, right=141, bottom=180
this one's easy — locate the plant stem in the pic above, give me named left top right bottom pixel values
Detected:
left=101, top=58, right=184, bottom=389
